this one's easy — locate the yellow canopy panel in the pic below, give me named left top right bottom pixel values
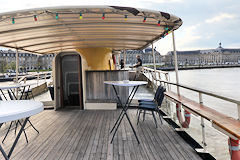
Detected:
left=0, top=6, right=182, bottom=54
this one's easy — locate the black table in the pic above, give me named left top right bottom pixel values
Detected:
left=104, top=80, right=147, bottom=144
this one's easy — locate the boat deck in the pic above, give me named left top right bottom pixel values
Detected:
left=0, top=109, right=202, bottom=160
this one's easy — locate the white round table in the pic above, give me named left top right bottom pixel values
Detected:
left=0, top=100, right=43, bottom=160
left=104, top=81, right=147, bottom=87
left=0, top=100, right=43, bottom=123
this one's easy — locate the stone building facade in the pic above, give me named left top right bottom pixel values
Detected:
left=0, top=49, right=54, bottom=72
left=165, top=43, right=240, bottom=66
left=120, top=47, right=162, bottom=65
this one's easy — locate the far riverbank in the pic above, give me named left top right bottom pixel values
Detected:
left=156, top=64, right=240, bottom=71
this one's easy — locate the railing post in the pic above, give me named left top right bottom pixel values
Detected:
left=158, top=71, right=161, bottom=86
left=45, top=73, right=47, bottom=83
left=37, top=73, right=39, bottom=86
left=197, top=92, right=208, bottom=153
left=165, top=73, right=170, bottom=91
left=238, top=104, right=240, bottom=120
left=200, top=117, right=207, bottom=151
left=199, top=93, right=203, bottom=104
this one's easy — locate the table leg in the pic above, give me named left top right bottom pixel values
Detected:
left=2, top=121, right=13, bottom=143
left=8, top=117, right=29, bottom=158
left=0, top=118, right=29, bottom=160
left=24, top=86, right=31, bottom=100
left=27, top=119, right=39, bottom=134
left=110, top=109, right=124, bottom=133
left=19, top=86, right=26, bottom=100
left=0, top=89, right=8, bottom=100
left=0, top=123, right=8, bottom=160
left=9, top=89, right=17, bottom=100
left=110, top=85, right=140, bottom=144
left=110, top=112, right=125, bottom=143
left=124, top=112, right=140, bottom=143
left=110, top=86, right=136, bottom=133
left=0, top=145, right=8, bottom=160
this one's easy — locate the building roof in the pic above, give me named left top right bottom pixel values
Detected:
left=167, top=43, right=240, bottom=55
left=123, top=47, right=161, bottom=55
left=167, top=50, right=200, bottom=55
left=0, top=6, right=182, bottom=55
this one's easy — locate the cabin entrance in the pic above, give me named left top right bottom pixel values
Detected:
left=59, top=54, right=83, bottom=109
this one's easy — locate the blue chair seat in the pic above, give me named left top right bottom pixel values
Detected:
left=139, top=101, right=156, bottom=105
left=139, top=104, right=156, bottom=110
left=138, top=99, right=154, bottom=102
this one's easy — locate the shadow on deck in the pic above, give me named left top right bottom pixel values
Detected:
left=0, top=109, right=202, bottom=160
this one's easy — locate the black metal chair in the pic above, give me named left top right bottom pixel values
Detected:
left=137, top=86, right=166, bottom=128
left=136, top=86, right=162, bottom=116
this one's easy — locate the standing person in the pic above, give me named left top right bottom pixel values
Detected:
left=132, top=55, right=143, bottom=79
left=120, top=59, right=124, bottom=69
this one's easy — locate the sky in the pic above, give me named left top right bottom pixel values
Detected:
left=0, top=0, right=240, bottom=55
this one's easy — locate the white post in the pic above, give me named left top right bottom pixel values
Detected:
left=201, top=117, right=207, bottom=151
left=45, top=73, right=47, bottom=82
left=172, top=31, right=180, bottom=95
left=115, top=53, right=119, bottom=70
left=37, top=73, right=39, bottom=86
left=123, top=49, right=126, bottom=69
left=237, top=104, right=240, bottom=120
left=199, top=92, right=207, bottom=152
left=152, top=43, right=157, bottom=84
left=15, top=49, right=19, bottom=83
left=199, top=93, right=203, bottom=104
left=152, top=43, right=157, bottom=72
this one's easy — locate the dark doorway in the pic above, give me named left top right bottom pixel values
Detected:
left=60, top=54, right=83, bottom=109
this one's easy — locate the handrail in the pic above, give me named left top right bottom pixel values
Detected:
left=157, top=79, right=240, bottom=105
left=142, top=67, right=240, bottom=118
left=142, top=67, right=240, bottom=105
left=17, top=71, right=52, bottom=84
left=142, top=67, right=168, bottom=74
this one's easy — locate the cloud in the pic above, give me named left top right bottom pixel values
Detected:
left=138, top=0, right=183, bottom=3
left=205, top=13, right=237, bottom=23
left=154, top=24, right=203, bottom=55
left=177, top=24, right=202, bottom=46
left=0, top=0, right=184, bottom=13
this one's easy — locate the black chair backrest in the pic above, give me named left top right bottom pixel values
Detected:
left=157, top=86, right=166, bottom=106
left=154, top=86, right=163, bottom=100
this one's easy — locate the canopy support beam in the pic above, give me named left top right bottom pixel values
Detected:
left=123, top=49, right=126, bottom=69
left=152, top=43, right=157, bottom=82
left=15, top=49, right=19, bottom=83
left=172, top=31, right=180, bottom=95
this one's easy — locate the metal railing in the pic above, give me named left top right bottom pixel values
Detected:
left=142, top=67, right=171, bottom=90
left=17, top=71, right=52, bottom=85
left=142, top=67, right=240, bottom=153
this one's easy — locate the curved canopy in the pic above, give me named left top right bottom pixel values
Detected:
left=0, top=6, right=182, bottom=54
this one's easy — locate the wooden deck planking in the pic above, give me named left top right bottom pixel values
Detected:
left=0, top=109, right=202, bottom=160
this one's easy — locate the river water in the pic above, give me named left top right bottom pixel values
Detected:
left=168, top=67, right=240, bottom=118
left=167, top=67, right=240, bottom=160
